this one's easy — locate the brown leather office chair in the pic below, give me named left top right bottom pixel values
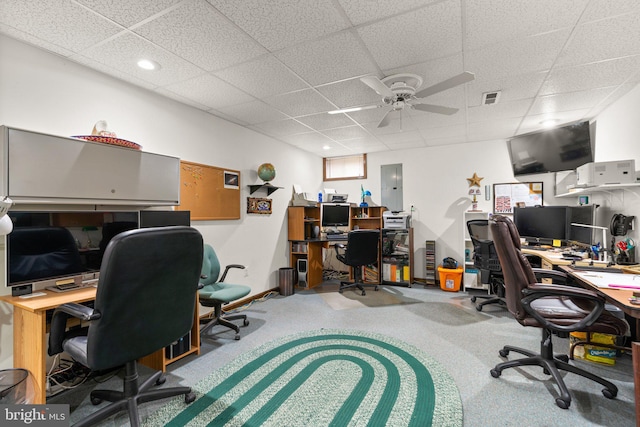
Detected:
left=488, top=215, right=628, bottom=409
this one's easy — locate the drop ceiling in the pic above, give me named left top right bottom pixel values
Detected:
left=1, top=0, right=640, bottom=157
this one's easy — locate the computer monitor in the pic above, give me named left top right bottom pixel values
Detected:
left=567, top=205, right=596, bottom=245
left=513, top=206, right=568, bottom=245
left=321, top=203, right=351, bottom=229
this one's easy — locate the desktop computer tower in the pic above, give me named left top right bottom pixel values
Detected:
left=297, top=258, right=308, bottom=288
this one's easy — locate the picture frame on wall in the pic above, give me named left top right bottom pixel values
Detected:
left=247, top=197, right=272, bottom=214
left=493, top=182, right=543, bottom=214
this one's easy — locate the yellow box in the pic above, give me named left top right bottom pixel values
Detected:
left=438, top=267, right=463, bottom=292
left=570, top=333, right=617, bottom=365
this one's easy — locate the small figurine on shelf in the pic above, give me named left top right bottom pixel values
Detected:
left=360, top=185, right=371, bottom=207
left=468, top=188, right=482, bottom=211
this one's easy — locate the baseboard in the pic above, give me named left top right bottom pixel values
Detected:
left=199, top=287, right=279, bottom=320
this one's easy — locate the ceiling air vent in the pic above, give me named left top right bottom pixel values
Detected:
left=482, top=91, right=501, bottom=105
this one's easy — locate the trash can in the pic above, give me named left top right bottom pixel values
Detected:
left=438, top=266, right=463, bottom=292
left=278, top=267, right=295, bottom=296
left=0, top=369, right=35, bottom=404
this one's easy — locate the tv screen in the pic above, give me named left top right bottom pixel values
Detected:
left=321, top=203, right=351, bottom=227
left=507, top=121, right=594, bottom=176
left=513, top=206, right=568, bottom=244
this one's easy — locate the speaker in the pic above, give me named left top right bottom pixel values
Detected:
left=297, top=258, right=308, bottom=287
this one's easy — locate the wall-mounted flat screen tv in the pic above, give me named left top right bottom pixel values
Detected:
left=507, top=120, right=594, bottom=176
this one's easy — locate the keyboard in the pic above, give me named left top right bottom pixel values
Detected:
left=46, top=283, right=83, bottom=292
left=570, top=265, right=624, bottom=274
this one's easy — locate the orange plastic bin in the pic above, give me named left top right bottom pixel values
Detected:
left=438, top=266, right=463, bottom=292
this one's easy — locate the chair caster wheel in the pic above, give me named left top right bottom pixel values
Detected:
left=91, top=396, right=103, bottom=405
left=475, top=305, right=482, bottom=311
left=235, top=334, right=241, bottom=340
left=361, top=291, right=366, bottom=296
left=498, top=349, right=509, bottom=357
left=471, top=296, right=477, bottom=302
left=490, top=369, right=501, bottom=378
left=555, top=398, right=570, bottom=409
left=243, top=319, right=250, bottom=326
left=339, top=289, right=343, bottom=293
left=602, top=388, right=617, bottom=399
left=185, top=392, right=196, bottom=404
left=156, top=375, right=167, bottom=386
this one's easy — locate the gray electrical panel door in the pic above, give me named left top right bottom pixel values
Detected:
left=381, top=163, right=403, bottom=212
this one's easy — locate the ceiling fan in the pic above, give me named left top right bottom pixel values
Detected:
left=328, top=71, right=475, bottom=128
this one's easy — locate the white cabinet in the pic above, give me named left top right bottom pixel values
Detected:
left=1, top=127, right=179, bottom=206
left=463, top=211, right=491, bottom=291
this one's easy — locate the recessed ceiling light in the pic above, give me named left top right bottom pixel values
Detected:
left=137, top=59, right=160, bottom=71
left=322, top=145, right=331, bottom=150
left=540, top=118, right=559, bottom=128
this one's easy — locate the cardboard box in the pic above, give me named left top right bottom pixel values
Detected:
left=570, top=332, right=616, bottom=365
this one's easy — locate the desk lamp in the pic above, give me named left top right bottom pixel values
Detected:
left=571, top=223, right=608, bottom=263
left=0, top=196, right=13, bottom=236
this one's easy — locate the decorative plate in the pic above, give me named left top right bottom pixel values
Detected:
left=71, top=135, right=142, bottom=150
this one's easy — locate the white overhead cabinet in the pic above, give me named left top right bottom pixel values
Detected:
left=1, top=127, right=180, bottom=206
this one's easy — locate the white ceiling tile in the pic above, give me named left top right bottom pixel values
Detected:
left=280, top=132, right=335, bottom=146
left=71, top=55, right=159, bottom=90
left=556, top=12, right=640, bottom=67
left=217, top=100, right=288, bottom=124
left=464, top=0, right=588, bottom=50
left=0, top=0, right=122, bottom=52
left=339, top=137, right=388, bottom=152
left=264, top=89, right=336, bottom=117
left=134, top=1, right=267, bottom=71
left=163, top=73, right=255, bottom=109
left=321, top=125, right=372, bottom=141
left=296, top=113, right=356, bottom=131
left=208, top=0, right=350, bottom=51
left=250, top=119, right=312, bottom=137
left=408, top=107, right=466, bottom=129
left=338, top=0, right=438, bottom=26
left=468, top=118, right=521, bottom=140
left=315, top=77, right=381, bottom=109
left=370, top=114, right=419, bottom=134
left=275, top=31, right=378, bottom=86
left=540, top=56, right=640, bottom=95
left=466, top=71, right=547, bottom=107
left=579, top=0, right=640, bottom=24
left=378, top=130, right=424, bottom=145
left=207, top=109, right=249, bottom=126
left=78, top=33, right=205, bottom=86
left=419, top=125, right=466, bottom=141
left=152, top=87, right=210, bottom=110
left=529, top=88, right=617, bottom=116
left=346, top=108, right=390, bottom=126
left=467, top=99, right=533, bottom=124
left=0, top=23, right=75, bottom=57
left=357, top=0, right=462, bottom=70
left=214, top=55, right=308, bottom=99
left=518, top=110, right=591, bottom=135
left=76, top=0, right=183, bottom=28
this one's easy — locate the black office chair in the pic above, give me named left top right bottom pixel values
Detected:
left=335, top=229, right=380, bottom=295
left=48, top=226, right=203, bottom=427
left=489, top=215, right=628, bottom=409
left=467, top=220, right=505, bottom=311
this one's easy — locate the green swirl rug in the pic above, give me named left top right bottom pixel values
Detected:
left=144, top=329, right=462, bottom=427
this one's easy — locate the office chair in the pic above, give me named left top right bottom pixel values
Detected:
left=466, top=219, right=505, bottom=311
left=48, top=226, right=203, bottom=427
left=335, top=229, right=380, bottom=295
left=198, top=244, right=251, bottom=340
left=8, top=226, right=85, bottom=284
left=488, top=215, right=628, bottom=409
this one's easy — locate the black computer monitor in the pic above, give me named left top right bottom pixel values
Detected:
left=321, top=203, right=351, bottom=228
left=513, top=206, right=568, bottom=245
left=567, top=205, right=596, bottom=245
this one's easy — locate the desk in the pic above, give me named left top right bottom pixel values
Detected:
left=0, top=288, right=199, bottom=404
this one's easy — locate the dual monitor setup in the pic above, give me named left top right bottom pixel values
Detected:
left=513, top=205, right=597, bottom=247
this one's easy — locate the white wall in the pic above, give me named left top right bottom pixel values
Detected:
left=0, top=34, right=323, bottom=368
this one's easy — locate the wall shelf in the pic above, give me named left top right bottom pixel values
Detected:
left=556, top=183, right=640, bottom=198
left=248, top=183, right=282, bottom=195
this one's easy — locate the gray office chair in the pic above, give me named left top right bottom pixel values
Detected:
left=199, top=244, right=251, bottom=340
left=48, top=226, right=203, bottom=427
left=335, top=229, right=380, bottom=295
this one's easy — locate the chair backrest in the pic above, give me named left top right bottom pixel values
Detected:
left=88, top=226, right=203, bottom=370
left=467, top=220, right=501, bottom=272
left=8, top=226, right=84, bottom=284
left=200, top=244, right=222, bottom=285
left=490, top=215, right=538, bottom=321
left=343, top=229, right=380, bottom=267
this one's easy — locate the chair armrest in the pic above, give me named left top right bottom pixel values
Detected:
left=220, top=264, right=245, bottom=282
left=48, top=303, right=101, bottom=356
left=531, top=268, right=568, bottom=284
left=521, top=283, right=605, bottom=333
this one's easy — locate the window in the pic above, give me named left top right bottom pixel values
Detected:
left=323, top=154, right=367, bottom=181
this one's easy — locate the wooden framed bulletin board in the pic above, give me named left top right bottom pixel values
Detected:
left=176, top=160, right=240, bottom=220
left=493, top=182, right=543, bottom=214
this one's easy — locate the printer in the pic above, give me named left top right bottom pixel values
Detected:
left=576, top=160, right=636, bottom=187
left=383, top=211, right=412, bottom=229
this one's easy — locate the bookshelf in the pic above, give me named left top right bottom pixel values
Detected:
left=381, top=228, right=414, bottom=287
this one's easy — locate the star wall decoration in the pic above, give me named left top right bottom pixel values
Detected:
left=467, top=173, right=483, bottom=187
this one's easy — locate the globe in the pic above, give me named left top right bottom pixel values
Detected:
left=257, top=163, right=276, bottom=182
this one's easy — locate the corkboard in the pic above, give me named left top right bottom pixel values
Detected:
left=176, top=160, right=240, bottom=220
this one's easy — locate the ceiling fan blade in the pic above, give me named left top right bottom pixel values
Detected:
left=377, top=109, right=400, bottom=128
left=414, top=71, right=475, bottom=99
left=413, top=103, right=459, bottom=115
left=327, top=104, right=379, bottom=115
left=360, top=76, right=394, bottom=98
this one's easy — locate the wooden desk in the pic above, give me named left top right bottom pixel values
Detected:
left=0, top=288, right=199, bottom=404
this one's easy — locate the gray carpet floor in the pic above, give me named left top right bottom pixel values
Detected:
left=50, top=282, right=635, bottom=426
